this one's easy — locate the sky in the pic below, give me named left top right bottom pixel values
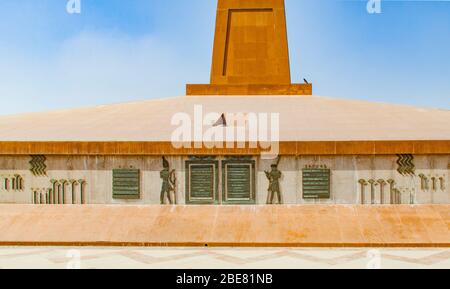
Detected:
left=0, top=0, right=449, bottom=115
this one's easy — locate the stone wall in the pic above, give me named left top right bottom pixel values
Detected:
left=0, top=155, right=448, bottom=205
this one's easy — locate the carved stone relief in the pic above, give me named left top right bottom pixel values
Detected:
left=29, top=155, right=47, bottom=176
left=418, top=173, right=446, bottom=192
left=359, top=178, right=402, bottom=204
left=265, top=158, right=282, bottom=205
left=1, top=175, right=24, bottom=192
left=33, top=179, right=87, bottom=205
left=302, top=165, right=331, bottom=199
left=160, top=157, right=177, bottom=205
left=397, top=154, right=415, bottom=176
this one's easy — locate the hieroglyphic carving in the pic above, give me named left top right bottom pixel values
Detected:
left=188, top=156, right=217, bottom=161
left=431, top=177, right=438, bottom=191
left=69, top=179, right=77, bottom=204
left=439, top=177, right=445, bottom=191
left=418, top=174, right=429, bottom=191
left=224, top=156, right=253, bottom=162
left=222, top=158, right=256, bottom=205
left=78, top=179, right=86, bottom=204
left=29, top=155, right=47, bottom=176
left=359, top=178, right=401, bottom=204
left=50, top=179, right=58, bottom=204
left=12, top=175, right=24, bottom=191
left=378, top=179, right=387, bottom=204
left=60, top=179, right=68, bottom=204
left=360, top=171, right=446, bottom=205
left=32, top=188, right=52, bottom=205
left=358, top=179, right=368, bottom=204
left=387, top=179, right=396, bottom=204
left=112, top=169, right=140, bottom=200
left=78, top=179, right=87, bottom=205
left=418, top=173, right=446, bottom=192
left=1, top=175, right=24, bottom=192
left=393, top=188, right=401, bottom=204
left=396, top=154, right=415, bottom=176
left=185, top=159, right=219, bottom=205
left=368, top=179, right=377, bottom=205
left=36, top=179, right=87, bottom=205
left=303, top=166, right=331, bottom=199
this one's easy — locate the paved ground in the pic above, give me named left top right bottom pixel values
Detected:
left=0, top=247, right=448, bottom=269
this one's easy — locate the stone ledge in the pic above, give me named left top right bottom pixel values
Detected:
left=0, top=141, right=449, bottom=155
left=186, top=84, right=313, bottom=95
left=0, top=205, right=448, bottom=247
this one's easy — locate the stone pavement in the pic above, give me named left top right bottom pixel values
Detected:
left=0, top=247, right=448, bottom=269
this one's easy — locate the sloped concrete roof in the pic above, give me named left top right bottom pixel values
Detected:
left=0, top=95, right=448, bottom=142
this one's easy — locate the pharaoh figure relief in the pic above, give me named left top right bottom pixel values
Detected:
left=265, top=158, right=283, bottom=205
left=160, top=157, right=177, bottom=205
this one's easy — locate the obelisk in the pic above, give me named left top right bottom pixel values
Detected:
left=187, top=0, right=312, bottom=95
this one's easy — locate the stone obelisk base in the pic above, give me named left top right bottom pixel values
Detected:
left=186, top=84, right=312, bottom=96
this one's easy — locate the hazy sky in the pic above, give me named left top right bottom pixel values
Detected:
left=0, top=0, right=449, bottom=115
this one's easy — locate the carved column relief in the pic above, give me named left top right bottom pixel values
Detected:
left=419, top=174, right=429, bottom=191
left=358, top=179, right=368, bottom=204
left=417, top=173, right=446, bottom=198
left=70, top=180, right=78, bottom=204
left=1, top=175, right=25, bottom=192
left=368, top=179, right=377, bottom=204
left=431, top=177, right=437, bottom=191
left=439, top=177, right=445, bottom=191
left=33, top=179, right=87, bottom=205
left=358, top=178, right=400, bottom=205
left=78, top=180, right=86, bottom=204
left=32, top=188, right=50, bottom=205
left=387, top=179, right=395, bottom=204
left=378, top=179, right=386, bottom=204
left=60, top=179, right=68, bottom=204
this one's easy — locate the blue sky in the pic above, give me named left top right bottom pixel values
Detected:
left=0, top=0, right=449, bottom=115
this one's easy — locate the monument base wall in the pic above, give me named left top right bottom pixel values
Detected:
left=0, top=205, right=448, bottom=247
left=0, top=155, right=448, bottom=205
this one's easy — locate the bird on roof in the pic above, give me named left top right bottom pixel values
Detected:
left=213, top=113, right=227, bottom=127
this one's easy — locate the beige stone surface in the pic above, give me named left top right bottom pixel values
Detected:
left=0, top=96, right=448, bottom=142
left=0, top=205, right=448, bottom=247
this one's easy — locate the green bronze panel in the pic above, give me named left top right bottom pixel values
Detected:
left=222, top=159, right=256, bottom=205
left=112, top=169, right=140, bottom=200
left=302, top=168, right=331, bottom=199
left=186, top=160, right=219, bottom=204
